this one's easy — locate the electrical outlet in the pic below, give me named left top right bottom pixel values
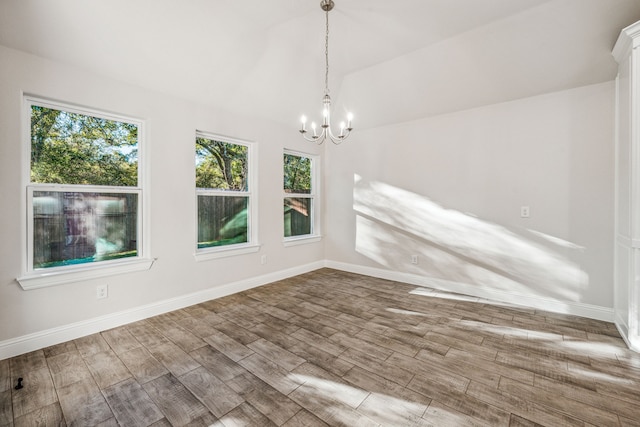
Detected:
left=96, top=284, right=108, bottom=299
left=411, top=255, right=419, bottom=264
left=261, top=255, right=267, bottom=265
left=520, top=206, right=530, bottom=218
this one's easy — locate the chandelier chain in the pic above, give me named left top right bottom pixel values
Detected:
left=325, top=8, right=330, bottom=95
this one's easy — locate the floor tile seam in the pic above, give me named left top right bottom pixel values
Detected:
left=421, top=395, right=506, bottom=426
left=443, top=386, right=513, bottom=425
left=56, top=375, right=113, bottom=427
left=494, top=349, right=568, bottom=369
left=593, top=381, right=640, bottom=406
left=10, top=366, right=65, bottom=426
left=366, top=337, right=421, bottom=359
left=572, top=363, right=640, bottom=385
left=343, top=352, right=416, bottom=389
left=246, top=341, right=306, bottom=372
left=482, top=341, right=592, bottom=365
left=468, top=383, right=578, bottom=427
left=491, top=356, right=564, bottom=380
left=0, top=386, right=12, bottom=424
left=276, top=407, right=305, bottom=427
left=45, top=350, right=95, bottom=392
left=409, top=353, right=475, bottom=389
left=99, top=379, right=136, bottom=426
left=176, top=372, right=242, bottom=422
left=292, top=332, right=349, bottom=359
left=287, top=382, right=378, bottom=426
left=326, top=332, right=394, bottom=359
left=117, top=345, right=170, bottom=383
left=532, top=373, right=640, bottom=420
left=497, top=376, right=621, bottom=426
left=443, top=350, right=533, bottom=382
left=11, top=401, right=66, bottom=426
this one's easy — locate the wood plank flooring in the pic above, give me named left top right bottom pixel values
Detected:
left=1, top=268, right=639, bottom=426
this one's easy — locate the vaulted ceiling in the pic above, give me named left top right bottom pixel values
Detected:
left=2, top=0, right=640, bottom=130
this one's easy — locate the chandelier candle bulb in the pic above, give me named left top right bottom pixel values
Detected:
left=300, top=116, right=307, bottom=132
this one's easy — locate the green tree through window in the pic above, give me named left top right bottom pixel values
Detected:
left=31, top=106, right=138, bottom=186
left=196, top=137, right=247, bottom=190
left=284, top=153, right=311, bottom=194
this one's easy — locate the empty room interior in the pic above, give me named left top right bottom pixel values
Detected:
left=3, top=0, right=640, bottom=425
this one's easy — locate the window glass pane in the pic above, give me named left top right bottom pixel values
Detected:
left=284, top=197, right=312, bottom=237
left=198, top=195, right=248, bottom=248
left=196, top=137, right=248, bottom=191
left=284, top=153, right=311, bottom=194
left=30, top=105, right=138, bottom=186
left=32, top=191, right=138, bottom=269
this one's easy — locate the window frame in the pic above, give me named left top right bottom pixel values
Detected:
left=194, top=131, right=259, bottom=261
left=17, top=95, right=153, bottom=290
left=283, top=149, right=321, bottom=246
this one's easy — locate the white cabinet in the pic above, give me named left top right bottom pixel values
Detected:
left=613, top=20, right=640, bottom=352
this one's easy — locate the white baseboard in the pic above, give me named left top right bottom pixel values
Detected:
left=325, top=260, right=615, bottom=322
left=0, top=259, right=617, bottom=360
left=0, top=261, right=324, bottom=360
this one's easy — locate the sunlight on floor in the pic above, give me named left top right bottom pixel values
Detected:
left=385, top=286, right=633, bottom=389
left=292, top=374, right=429, bottom=425
left=294, top=374, right=368, bottom=408
left=568, top=363, right=635, bottom=385
left=385, top=307, right=431, bottom=317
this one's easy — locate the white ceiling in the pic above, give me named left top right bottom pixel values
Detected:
left=2, top=0, right=640, bottom=130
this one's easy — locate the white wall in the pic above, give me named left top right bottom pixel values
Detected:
left=325, top=82, right=615, bottom=315
left=0, top=41, right=618, bottom=358
left=0, top=45, right=324, bottom=355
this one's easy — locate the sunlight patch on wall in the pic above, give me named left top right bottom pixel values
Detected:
left=527, top=229, right=584, bottom=250
left=354, top=176, right=588, bottom=302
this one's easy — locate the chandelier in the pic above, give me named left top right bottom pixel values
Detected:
left=299, top=0, right=353, bottom=145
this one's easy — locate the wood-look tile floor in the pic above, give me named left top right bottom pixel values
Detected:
left=2, top=268, right=640, bottom=426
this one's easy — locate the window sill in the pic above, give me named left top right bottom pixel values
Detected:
left=194, top=244, right=261, bottom=262
left=283, top=235, right=322, bottom=247
left=17, top=258, right=156, bottom=290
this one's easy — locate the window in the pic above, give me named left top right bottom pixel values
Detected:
left=195, top=132, right=258, bottom=259
left=18, top=97, right=152, bottom=289
left=284, top=150, right=320, bottom=243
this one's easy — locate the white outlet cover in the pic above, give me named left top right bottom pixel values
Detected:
left=96, top=285, right=108, bottom=299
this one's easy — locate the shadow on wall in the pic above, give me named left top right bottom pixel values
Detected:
left=353, top=175, right=588, bottom=303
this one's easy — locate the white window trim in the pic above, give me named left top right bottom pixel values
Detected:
left=17, top=95, right=153, bottom=290
left=194, top=131, right=259, bottom=262
left=283, top=149, right=321, bottom=245
left=17, top=258, right=156, bottom=290
left=283, top=235, right=322, bottom=247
